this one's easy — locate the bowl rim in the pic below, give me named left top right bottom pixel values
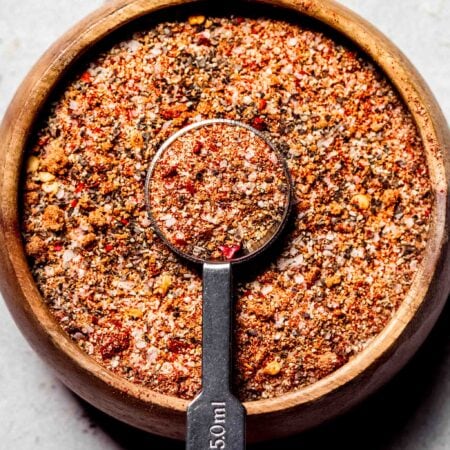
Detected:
left=0, top=0, right=449, bottom=433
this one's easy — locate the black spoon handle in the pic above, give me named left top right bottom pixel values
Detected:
left=187, top=263, right=246, bottom=450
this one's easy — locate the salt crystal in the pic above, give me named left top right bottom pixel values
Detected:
left=62, top=250, right=75, bottom=263
left=42, top=182, right=59, bottom=194
left=261, top=285, right=273, bottom=296
left=136, top=340, right=147, bottom=349
left=150, top=46, right=162, bottom=57
left=274, top=316, right=285, bottom=329
left=117, top=281, right=134, bottom=290
left=140, top=216, right=151, bottom=227
left=110, top=357, right=119, bottom=368
left=294, top=274, right=305, bottom=284
left=165, top=215, right=176, bottom=228
left=125, top=39, right=141, bottom=53
left=317, top=136, right=334, bottom=148
left=351, top=247, right=365, bottom=258
left=160, top=362, right=173, bottom=375
left=201, top=214, right=219, bottom=224
left=69, top=100, right=79, bottom=111
left=326, top=232, right=335, bottom=241
left=405, top=217, right=414, bottom=228
left=245, top=149, right=255, bottom=160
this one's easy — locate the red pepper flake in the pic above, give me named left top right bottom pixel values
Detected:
left=167, top=337, right=189, bottom=353
left=100, top=331, right=131, bottom=359
left=81, top=71, right=91, bottom=83
left=174, top=236, right=187, bottom=246
left=258, top=98, right=267, bottom=111
left=162, top=166, right=178, bottom=178
left=70, top=199, right=78, bottom=208
left=218, top=244, right=241, bottom=260
left=160, top=105, right=187, bottom=120
left=37, top=136, right=49, bottom=147
left=105, top=243, right=114, bottom=252
left=120, top=218, right=129, bottom=226
left=246, top=61, right=259, bottom=71
left=184, top=180, right=196, bottom=195
left=160, top=110, right=175, bottom=119
left=235, top=17, right=245, bottom=25
left=197, top=34, right=211, bottom=46
left=53, top=243, right=63, bottom=252
left=192, top=141, right=203, bottom=155
left=75, top=182, right=85, bottom=193
left=110, top=319, right=123, bottom=329
left=127, top=109, right=139, bottom=120
left=252, top=116, right=266, bottom=131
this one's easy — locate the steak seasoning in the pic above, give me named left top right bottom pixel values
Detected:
left=22, top=15, right=432, bottom=401
left=148, top=121, right=290, bottom=261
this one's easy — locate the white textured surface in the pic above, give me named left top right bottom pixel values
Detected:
left=0, top=1, right=449, bottom=449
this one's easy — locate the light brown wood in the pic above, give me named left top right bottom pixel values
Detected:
left=0, top=0, right=449, bottom=442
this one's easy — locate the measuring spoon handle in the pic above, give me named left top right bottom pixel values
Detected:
left=187, top=263, right=246, bottom=450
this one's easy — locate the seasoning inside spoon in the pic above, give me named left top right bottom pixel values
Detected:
left=146, top=119, right=292, bottom=449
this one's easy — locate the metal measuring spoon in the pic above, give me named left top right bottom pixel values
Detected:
left=145, top=119, right=292, bottom=450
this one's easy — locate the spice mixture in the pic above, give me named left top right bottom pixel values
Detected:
left=22, top=15, right=432, bottom=401
left=148, top=121, right=290, bottom=261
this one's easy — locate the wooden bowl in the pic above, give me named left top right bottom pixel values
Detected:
left=1, top=0, right=449, bottom=442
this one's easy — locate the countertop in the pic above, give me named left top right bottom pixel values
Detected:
left=0, top=1, right=449, bottom=448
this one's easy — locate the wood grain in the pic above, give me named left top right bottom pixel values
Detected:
left=0, top=0, right=448, bottom=442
